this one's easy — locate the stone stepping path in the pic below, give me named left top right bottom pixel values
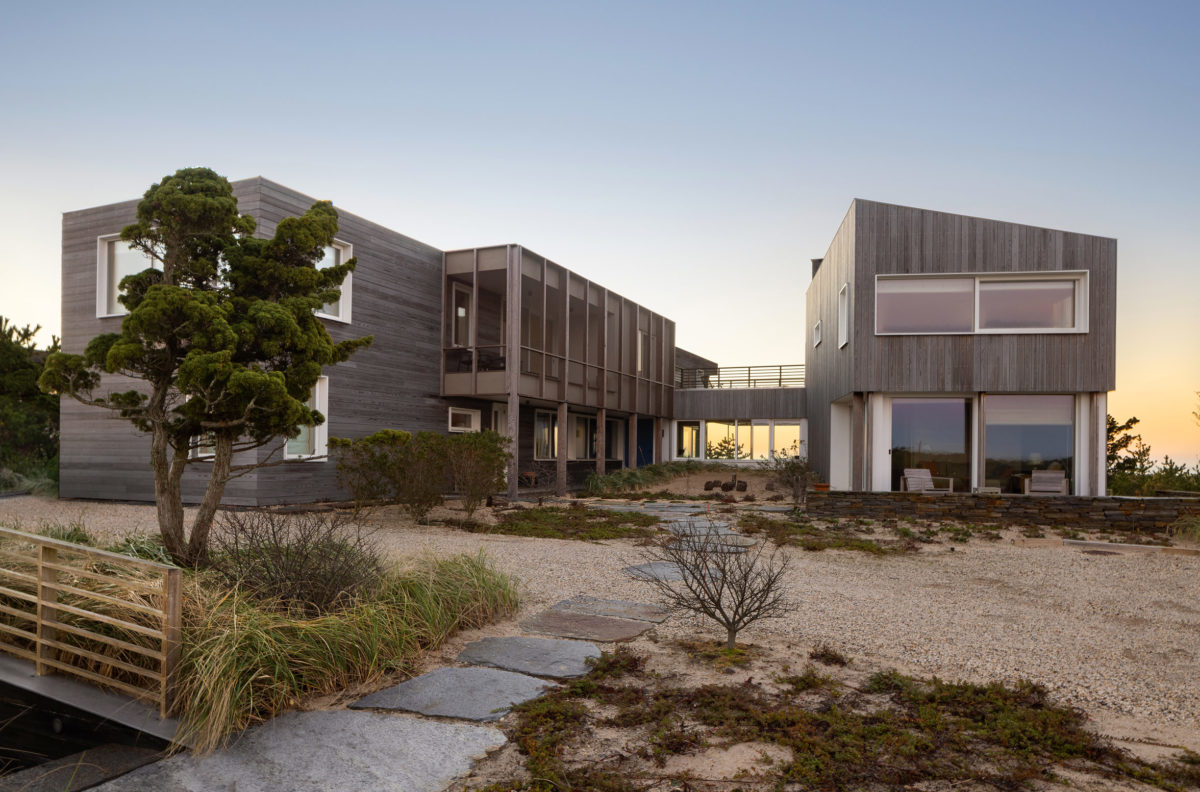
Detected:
left=520, top=609, right=652, bottom=642
left=350, top=667, right=554, bottom=721
left=550, top=595, right=671, bottom=623
left=458, top=636, right=600, bottom=678
left=622, top=561, right=686, bottom=581
left=663, top=519, right=737, bottom=536
left=92, top=710, right=505, bottom=792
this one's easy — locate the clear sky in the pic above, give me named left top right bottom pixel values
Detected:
left=1, top=1, right=1197, bottom=462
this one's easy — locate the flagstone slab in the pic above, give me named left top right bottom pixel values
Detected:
left=520, top=609, right=651, bottom=642
left=91, top=709, right=504, bottom=792
left=623, top=561, right=685, bottom=582
left=550, top=595, right=671, bottom=623
left=350, top=667, right=553, bottom=721
left=458, top=636, right=600, bottom=678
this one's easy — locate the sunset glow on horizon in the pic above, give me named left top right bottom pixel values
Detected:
left=1, top=1, right=1196, bottom=463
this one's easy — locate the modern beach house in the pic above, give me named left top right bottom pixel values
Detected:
left=57, top=180, right=1115, bottom=504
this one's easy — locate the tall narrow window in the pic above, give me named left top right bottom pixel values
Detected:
left=676, top=422, right=700, bottom=459
left=315, top=242, right=353, bottom=322
left=837, top=284, right=849, bottom=348
left=812, top=320, right=822, bottom=348
left=452, top=283, right=472, bottom=347
left=534, top=411, right=558, bottom=460
left=573, top=416, right=597, bottom=460
left=605, top=419, right=624, bottom=460
left=637, top=330, right=649, bottom=375
left=286, top=376, right=329, bottom=460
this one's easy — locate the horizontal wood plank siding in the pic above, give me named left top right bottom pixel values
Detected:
left=673, top=388, right=806, bottom=420
left=59, top=178, right=454, bottom=506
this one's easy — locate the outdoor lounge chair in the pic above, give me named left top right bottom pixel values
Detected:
left=1023, top=469, right=1068, bottom=495
left=901, top=468, right=953, bottom=493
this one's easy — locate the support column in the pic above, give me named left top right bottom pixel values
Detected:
left=627, top=413, right=639, bottom=469
left=851, top=393, right=866, bottom=491
left=506, top=392, right=519, bottom=501
left=595, top=407, right=607, bottom=477
left=505, top=245, right=521, bottom=501
left=556, top=401, right=568, bottom=496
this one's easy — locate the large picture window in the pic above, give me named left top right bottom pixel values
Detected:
left=676, top=422, right=700, bottom=459
left=875, top=273, right=1086, bottom=335
left=984, top=394, right=1074, bottom=493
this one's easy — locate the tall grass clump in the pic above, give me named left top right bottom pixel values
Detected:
left=583, top=461, right=733, bottom=496
left=173, top=551, right=518, bottom=753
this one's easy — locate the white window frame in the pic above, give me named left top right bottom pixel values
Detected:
left=285, top=376, right=329, bottom=461
left=837, top=284, right=849, bottom=348
left=315, top=240, right=354, bottom=324
left=874, top=271, right=1089, bottom=336
left=448, top=406, right=481, bottom=433
left=451, top=281, right=472, bottom=347
left=96, top=234, right=158, bottom=318
left=812, top=320, right=822, bottom=348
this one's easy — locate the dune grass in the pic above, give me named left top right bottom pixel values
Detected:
left=582, top=461, right=738, bottom=497
left=174, top=551, right=518, bottom=753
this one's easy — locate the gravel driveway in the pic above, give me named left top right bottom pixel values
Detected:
left=4, top=495, right=1197, bottom=747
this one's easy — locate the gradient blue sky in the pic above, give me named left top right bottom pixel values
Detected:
left=2, top=1, right=1197, bottom=461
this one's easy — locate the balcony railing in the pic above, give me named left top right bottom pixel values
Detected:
left=674, top=364, right=805, bottom=389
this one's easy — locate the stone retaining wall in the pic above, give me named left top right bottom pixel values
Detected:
left=806, top=491, right=1200, bottom=533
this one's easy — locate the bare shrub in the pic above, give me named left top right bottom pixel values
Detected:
left=634, top=527, right=793, bottom=648
left=211, top=509, right=383, bottom=616
left=448, top=430, right=511, bottom=521
left=757, top=441, right=817, bottom=509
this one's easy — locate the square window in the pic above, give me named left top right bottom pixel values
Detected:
left=449, top=407, right=481, bottom=433
left=97, top=235, right=157, bottom=317
left=315, top=241, right=353, bottom=323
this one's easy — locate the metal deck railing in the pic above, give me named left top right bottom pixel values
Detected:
left=674, top=364, right=805, bottom=389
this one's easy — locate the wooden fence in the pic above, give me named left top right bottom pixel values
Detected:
left=0, top=526, right=181, bottom=717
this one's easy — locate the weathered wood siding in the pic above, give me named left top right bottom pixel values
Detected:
left=59, top=178, right=449, bottom=506
left=673, top=388, right=806, bottom=420
left=851, top=200, right=1117, bottom=393
left=803, top=204, right=857, bottom=484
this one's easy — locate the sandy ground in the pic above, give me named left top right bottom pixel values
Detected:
left=2, top=492, right=1198, bottom=761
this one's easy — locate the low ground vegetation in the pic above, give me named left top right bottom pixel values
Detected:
left=470, top=503, right=660, bottom=541
left=582, top=461, right=740, bottom=497
left=472, top=646, right=1200, bottom=792
left=0, top=515, right=519, bottom=755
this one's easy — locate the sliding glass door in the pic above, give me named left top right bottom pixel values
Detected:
left=890, top=398, right=972, bottom=492
left=983, top=395, right=1073, bottom=493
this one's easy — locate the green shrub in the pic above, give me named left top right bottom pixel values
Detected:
left=331, top=429, right=449, bottom=523
left=38, top=519, right=92, bottom=545
left=447, top=430, right=510, bottom=521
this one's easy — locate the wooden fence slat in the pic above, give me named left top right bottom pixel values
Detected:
left=43, top=600, right=163, bottom=639
left=0, top=585, right=38, bottom=604
left=0, top=566, right=39, bottom=585
left=38, top=562, right=163, bottom=595
left=0, top=641, right=38, bottom=663
left=0, top=526, right=180, bottom=710
left=0, top=621, right=37, bottom=642
left=40, top=637, right=162, bottom=682
left=39, top=580, right=164, bottom=617
left=37, top=657, right=160, bottom=704
left=43, top=618, right=166, bottom=662
left=0, top=601, right=35, bottom=621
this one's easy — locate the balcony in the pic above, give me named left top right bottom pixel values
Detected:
left=674, top=364, right=805, bottom=390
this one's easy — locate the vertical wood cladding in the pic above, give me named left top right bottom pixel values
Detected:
left=851, top=200, right=1117, bottom=393
left=59, top=178, right=449, bottom=505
